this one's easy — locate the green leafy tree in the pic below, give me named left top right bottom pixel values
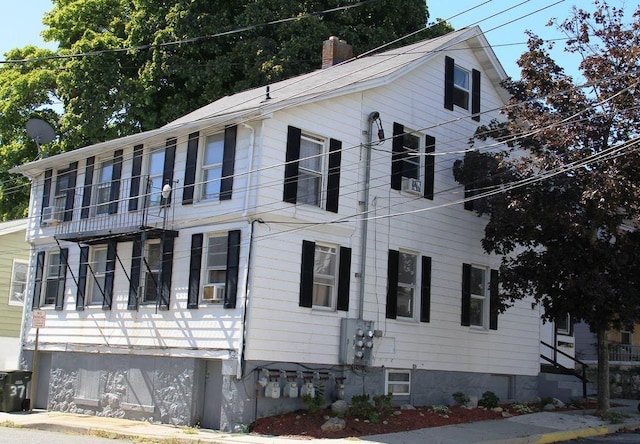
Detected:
left=0, top=0, right=452, bottom=219
left=452, top=2, right=640, bottom=414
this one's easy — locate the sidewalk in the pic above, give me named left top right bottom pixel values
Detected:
left=0, top=399, right=639, bottom=444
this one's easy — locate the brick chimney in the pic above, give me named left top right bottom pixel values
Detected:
left=322, top=36, right=353, bottom=69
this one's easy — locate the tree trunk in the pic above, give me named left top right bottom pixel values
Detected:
left=596, top=328, right=610, bottom=414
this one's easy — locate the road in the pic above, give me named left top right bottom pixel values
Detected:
left=0, top=426, right=135, bottom=443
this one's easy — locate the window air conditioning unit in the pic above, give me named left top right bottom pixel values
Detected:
left=203, top=284, right=225, bottom=302
left=401, top=177, right=422, bottom=195
left=42, top=206, right=62, bottom=224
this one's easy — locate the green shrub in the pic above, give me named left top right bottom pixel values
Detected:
left=452, top=391, right=470, bottom=405
left=302, top=392, right=325, bottom=414
left=478, top=391, right=500, bottom=409
left=511, top=403, right=533, bottom=414
left=373, top=393, right=394, bottom=416
left=350, top=394, right=374, bottom=418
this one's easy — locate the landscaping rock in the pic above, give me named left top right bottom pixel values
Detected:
left=401, top=404, right=416, bottom=410
left=543, top=403, right=556, bottom=411
left=331, top=400, right=349, bottom=415
left=321, top=417, right=346, bottom=432
left=492, top=407, right=503, bottom=413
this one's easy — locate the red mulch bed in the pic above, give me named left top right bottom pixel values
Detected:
left=249, top=402, right=599, bottom=440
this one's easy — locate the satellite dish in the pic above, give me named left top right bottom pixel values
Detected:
left=26, top=118, right=56, bottom=159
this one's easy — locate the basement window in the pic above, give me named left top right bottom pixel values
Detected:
left=385, top=369, right=411, bottom=396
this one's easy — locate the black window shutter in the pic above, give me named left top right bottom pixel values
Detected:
left=128, top=144, right=143, bottom=211
left=158, top=235, right=175, bottom=310
left=224, top=230, right=241, bottom=308
left=81, top=157, right=95, bottom=219
left=283, top=126, right=302, bottom=204
left=108, top=150, right=123, bottom=214
left=420, top=256, right=432, bottom=322
left=472, top=69, right=481, bottom=121
left=326, top=138, right=342, bottom=213
left=337, top=246, right=351, bottom=311
left=183, top=132, right=199, bottom=205
left=32, top=251, right=45, bottom=310
left=76, top=246, right=89, bottom=311
left=102, top=240, right=117, bottom=311
left=386, top=249, right=399, bottom=319
left=299, top=240, right=315, bottom=307
left=63, top=162, right=77, bottom=222
left=128, top=239, right=142, bottom=310
left=424, top=135, right=435, bottom=200
left=489, top=268, right=499, bottom=330
left=461, top=263, right=471, bottom=326
left=55, top=248, right=69, bottom=311
left=391, top=123, right=404, bottom=190
left=220, top=125, right=237, bottom=201
left=162, top=138, right=177, bottom=205
left=41, top=169, right=52, bottom=217
left=187, top=233, right=203, bottom=309
left=444, top=56, right=455, bottom=110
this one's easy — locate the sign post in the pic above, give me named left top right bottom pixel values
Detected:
left=30, top=311, right=45, bottom=411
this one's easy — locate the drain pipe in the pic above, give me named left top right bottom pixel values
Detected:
left=358, top=112, right=379, bottom=320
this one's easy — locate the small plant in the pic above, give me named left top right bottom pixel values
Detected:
left=182, top=426, right=199, bottom=435
left=350, top=394, right=374, bottom=419
left=478, top=391, right=500, bottom=409
left=511, top=403, right=533, bottom=414
left=599, top=411, right=628, bottom=424
left=567, top=397, right=586, bottom=408
left=539, top=396, right=555, bottom=408
left=452, top=391, right=470, bottom=405
left=302, top=392, right=325, bottom=414
left=373, top=393, right=394, bottom=416
left=431, top=405, right=451, bottom=415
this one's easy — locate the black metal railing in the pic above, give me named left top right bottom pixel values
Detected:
left=540, top=340, right=590, bottom=399
left=609, top=344, right=640, bottom=362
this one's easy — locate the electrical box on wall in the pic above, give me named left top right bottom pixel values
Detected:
left=340, top=318, right=375, bottom=366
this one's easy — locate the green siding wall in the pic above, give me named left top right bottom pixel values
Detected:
left=0, top=229, right=29, bottom=338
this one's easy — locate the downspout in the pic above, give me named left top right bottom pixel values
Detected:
left=358, top=112, right=379, bottom=320
left=238, top=122, right=257, bottom=378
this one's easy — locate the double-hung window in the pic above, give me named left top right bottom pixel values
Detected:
left=94, top=159, right=114, bottom=215
left=87, top=247, right=108, bottom=305
left=391, top=123, right=435, bottom=199
left=453, top=66, right=470, bottom=109
left=461, top=263, right=498, bottom=330
left=444, top=56, right=481, bottom=121
left=396, top=252, right=417, bottom=318
left=44, top=252, right=63, bottom=306
left=386, top=250, right=431, bottom=322
left=312, top=244, right=337, bottom=308
left=469, top=265, right=488, bottom=327
left=203, top=235, right=227, bottom=303
left=147, top=150, right=165, bottom=208
left=284, top=126, right=342, bottom=213
left=142, top=241, right=161, bottom=304
left=299, top=240, right=351, bottom=311
left=201, top=134, right=224, bottom=201
left=9, top=259, right=28, bottom=306
left=297, top=135, right=324, bottom=207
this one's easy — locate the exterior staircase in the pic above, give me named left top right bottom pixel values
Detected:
left=538, top=364, right=596, bottom=401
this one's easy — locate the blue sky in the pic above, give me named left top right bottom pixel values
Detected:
left=0, top=1, right=629, bottom=80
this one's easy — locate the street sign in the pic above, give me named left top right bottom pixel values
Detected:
left=32, top=310, right=45, bottom=328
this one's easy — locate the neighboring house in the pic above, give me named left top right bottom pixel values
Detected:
left=12, top=27, right=544, bottom=431
left=575, top=322, right=640, bottom=363
left=0, top=218, right=29, bottom=370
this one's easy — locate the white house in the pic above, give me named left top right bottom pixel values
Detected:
left=12, top=26, right=544, bottom=431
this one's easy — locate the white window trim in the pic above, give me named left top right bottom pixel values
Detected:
left=141, top=240, right=161, bottom=305
left=93, top=158, right=114, bottom=216
left=385, top=369, right=411, bottom=396
left=312, top=243, right=338, bottom=310
left=201, top=233, right=228, bottom=305
left=470, top=265, right=489, bottom=329
left=556, top=314, right=572, bottom=336
left=146, top=149, right=166, bottom=209
left=401, top=130, right=422, bottom=181
left=298, top=133, right=328, bottom=209
left=87, top=246, right=108, bottom=306
left=397, top=250, right=418, bottom=320
left=198, top=132, right=225, bottom=203
left=453, top=65, right=470, bottom=110
left=43, top=251, right=62, bottom=307
left=8, top=259, right=28, bottom=306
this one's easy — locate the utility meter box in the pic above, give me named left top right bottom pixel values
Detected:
left=340, top=318, right=375, bottom=366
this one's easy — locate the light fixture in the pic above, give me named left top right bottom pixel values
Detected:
left=161, top=183, right=172, bottom=199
